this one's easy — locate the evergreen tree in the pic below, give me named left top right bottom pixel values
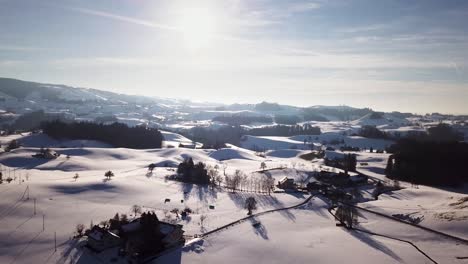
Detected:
left=245, top=197, right=257, bottom=215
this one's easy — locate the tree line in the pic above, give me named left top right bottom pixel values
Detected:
left=175, top=158, right=275, bottom=194
left=224, top=169, right=275, bottom=194
left=179, top=124, right=322, bottom=149
left=212, top=115, right=273, bottom=125
left=41, top=120, right=163, bottom=149
left=248, top=124, right=321, bottom=137
left=359, top=123, right=463, bottom=142
left=324, top=153, right=357, bottom=173
left=385, top=139, right=468, bottom=186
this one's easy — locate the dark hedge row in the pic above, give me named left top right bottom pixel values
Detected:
left=386, top=139, right=468, bottom=186
left=42, top=121, right=163, bottom=149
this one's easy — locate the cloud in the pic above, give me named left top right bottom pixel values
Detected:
left=46, top=49, right=453, bottom=72
left=287, top=2, right=321, bottom=13
left=0, top=45, right=45, bottom=52
left=68, top=7, right=177, bottom=31
left=234, top=1, right=321, bottom=27
left=337, top=24, right=389, bottom=34
left=0, top=60, right=26, bottom=66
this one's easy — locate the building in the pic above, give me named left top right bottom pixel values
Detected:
left=120, top=212, right=185, bottom=260
left=86, top=226, right=122, bottom=252
left=306, top=181, right=328, bottom=192
left=86, top=212, right=185, bottom=260
left=277, top=176, right=295, bottom=189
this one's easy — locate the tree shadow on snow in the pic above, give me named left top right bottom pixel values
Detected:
left=1, top=156, right=51, bottom=169
left=227, top=192, right=296, bottom=221
left=347, top=229, right=403, bottom=262
left=179, top=183, right=218, bottom=204
left=50, top=183, right=120, bottom=194
left=249, top=218, right=269, bottom=240
left=181, top=183, right=194, bottom=202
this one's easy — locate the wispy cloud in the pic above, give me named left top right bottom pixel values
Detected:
left=337, top=24, right=389, bottom=34
left=235, top=1, right=321, bottom=27
left=287, top=2, right=321, bottom=13
left=0, top=60, right=26, bottom=66
left=0, top=45, right=46, bottom=52
left=68, top=7, right=177, bottom=31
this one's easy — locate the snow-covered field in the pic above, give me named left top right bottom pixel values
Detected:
left=0, top=128, right=467, bottom=264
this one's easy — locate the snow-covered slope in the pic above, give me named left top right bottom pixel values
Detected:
left=352, top=113, right=410, bottom=127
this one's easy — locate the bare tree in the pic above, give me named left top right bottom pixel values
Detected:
left=225, top=175, right=235, bottom=192
left=73, top=173, right=79, bottom=181
left=215, top=173, right=223, bottom=186
left=233, top=170, right=243, bottom=191
left=297, top=173, right=308, bottom=188
left=245, top=197, right=257, bottom=215
left=335, top=204, right=358, bottom=229
left=207, top=165, right=219, bottom=188
left=291, top=161, right=297, bottom=169
left=76, top=223, right=85, bottom=237
left=264, top=176, right=275, bottom=195
left=260, top=162, right=267, bottom=171
left=131, top=205, right=142, bottom=217
left=241, top=174, right=249, bottom=192
left=200, top=214, right=207, bottom=232
left=222, top=163, right=227, bottom=176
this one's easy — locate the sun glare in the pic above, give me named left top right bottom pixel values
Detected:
left=176, top=7, right=217, bottom=50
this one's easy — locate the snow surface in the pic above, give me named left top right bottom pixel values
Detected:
left=0, top=135, right=466, bottom=264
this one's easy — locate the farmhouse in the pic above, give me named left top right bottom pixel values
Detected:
left=316, top=171, right=351, bottom=187
left=121, top=212, right=184, bottom=259
left=277, top=176, right=295, bottom=189
left=86, top=212, right=185, bottom=260
left=86, top=226, right=122, bottom=252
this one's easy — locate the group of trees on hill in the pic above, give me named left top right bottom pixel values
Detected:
left=274, top=114, right=301, bottom=125
left=176, top=158, right=211, bottom=184
left=42, top=121, right=163, bottom=149
left=302, top=107, right=372, bottom=121
left=6, top=110, right=70, bottom=132
left=359, top=123, right=463, bottom=142
left=324, top=153, right=357, bottom=173
left=188, top=126, right=244, bottom=149
left=385, top=123, right=463, bottom=146
left=358, top=125, right=388, bottom=139
left=368, top=112, right=384, bottom=119
left=248, top=124, right=321, bottom=137
left=212, top=115, right=273, bottom=125
left=254, top=102, right=282, bottom=111
left=178, top=124, right=322, bottom=148
left=0, top=78, right=60, bottom=100
left=385, top=139, right=468, bottom=186
left=426, top=123, right=463, bottom=142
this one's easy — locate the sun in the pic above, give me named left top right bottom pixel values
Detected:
left=176, top=7, right=217, bottom=50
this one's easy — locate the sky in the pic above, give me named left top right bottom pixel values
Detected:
left=1, top=0, right=467, bottom=114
